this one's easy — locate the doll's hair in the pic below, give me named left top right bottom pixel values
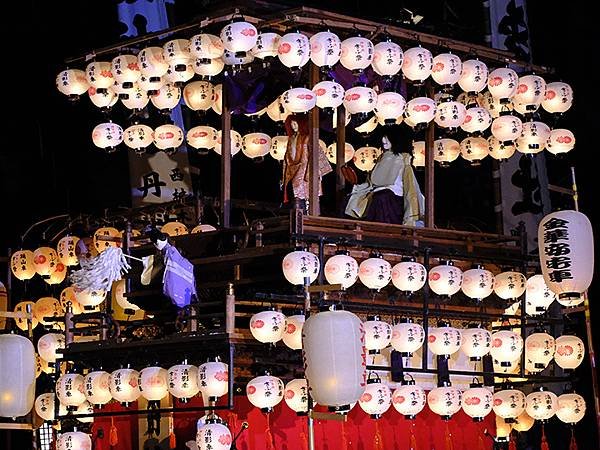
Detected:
left=284, top=114, right=310, bottom=137
left=380, top=125, right=413, bottom=155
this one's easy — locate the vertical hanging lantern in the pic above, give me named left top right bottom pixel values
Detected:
left=460, top=107, right=492, bottom=133
left=404, top=97, right=436, bottom=126
left=198, top=359, right=228, bottom=400
left=487, top=67, right=518, bottom=101
left=302, top=309, right=366, bottom=410
left=392, top=381, right=426, bottom=419
left=427, top=384, right=462, bottom=420
left=372, top=40, right=403, bottom=76
left=196, top=418, right=232, bottom=450
left=277, top=32, right=310, bottom=68
left=138, top=46, right=169, bottom=80
left=111, top=54, right=140, bottom=88
left=493, top=388, right=526, bottom=420
left=139, top=366, right=168, bottom=402
left=428, top=322, right=462, bottom=357
left=460, top=136, right=489, bottom=164
left=309, top=30, right=341, bottom=67
left=461, top=265, right=494, bottom=301
left=220, top=20, right=258, bottom=58
left=325, top=142, right=355, bottom=164
left=355, top=115, right=379, bottom=133
left=190, top=33, right=225, bottom=62
left=37, top=333, right=65, bottom=363
left=14, top=301, right=38, bottom=331
left=56, top=373, right=86, bottom=410
left=494, top=271, right=527, bottom=301
left=124, top=124, right=154, bottom=154
left=324, top=251, right=359, bottom=289
left=340, top=36, right=374, bottom=72
left=56, top=69, right=89, bottom=99
left=490, top=330, right=523, bottom=367
left=433, top=138, right=461, bottom=166
left=461, top=386, right=493, bottom=421
left=85, top=61, right=114, bottom=91
left=56, top=432, right=92, bottom=450
left=246, top=374, right=284, bottom=412
left=35, top=393, right=56, bottom=421
left=546, top=128, right=575, bottom=155
left=484, top=90, right=514, bottom=118
left=282, top=314, right=305, bottom=350
left=269, top=135, right=288, bottom=161
left=33, top=247, right=59, bottom=277
left=162, top=39, right=192, bottom=71
left=458, top=59, right=488, bottom=93
left=242, top=132, right=272, bottom=159
left=364, top=316, right=392, bottom=353
left=343, top=86, right=378, bottom=115
left=488, top=136, right=516, bottom=160
left=556, top=393, right=586, bottom=424
left=353, top=146, right=382, bottom=172
left=431, top=53, right=462, bottom=87
left=359, top=377, right=392, bottom=418
left=525, top=388, right=558, bottom=421
left=249, top=309, right=286, bottom=343
left=401, top=46, right=433, bottom=82
left=187, top=126, right=218, bottom=151
left=168, top=363, right=199, bottom=401
left=542, top=81, right=573, bottom=114
left=284, top=378, right=309, bottom=415
left=11, top=250, right=36, bottom=280
left=428, top=261, right=463, bottom=298
left=358, top=254, right=392, bottom=291
left=251, top=32, right=280, bottom=59
left=154, top=124, right=184, bottom=154
left=150, top=83, right=181, bottom=112
left=88, top=86, right=118, bottom=109
left=92, top=122, right=124, bottom=152
left=313, top=81, right=345, bottom=110
left=525, top=332, right=555, bottom=372
left=84, top=370, right=112, bottom=406
left=515, top=121, right=551, bottom=154
left=109, top=368, right=140, bottom=405
left=460, top=326, right=492, bottom=360
left=281, top=87, right=317, bottom=113
left=282, top=249, right=320, bottom=286
left=374, top=92, right=406, bottom=124
left=554, top=335, right=585, bottom=370
left=0, top=334, right=35, bottom=418
left=183, top=81, right=215, bottom=111
left=525, top=274, right=556, bottom=315
left=390, top=319, right=425, bottom=356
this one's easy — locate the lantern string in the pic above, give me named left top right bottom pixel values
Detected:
left=444, top=422, right=454, bottom=450
left=540, top=424, right=550, bottom=450
left=409, top=421, right=418, bottom=450
left=168, top=414, right=176, bottom=449
left=508, top=432, right=517, bottom=450
left=569, top=426, right=578, bottom=450
left=265, top=413, right=276, bottom=450
left=374, top=420, right=384, bottom=450
left=109, top=417, right=119, bottom=446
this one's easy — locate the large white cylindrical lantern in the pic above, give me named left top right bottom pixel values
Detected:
left=154, top=124, right=184, bottom=153
left=460, top=136, right=489, bottom=163
left=515, top=121, right=551, bottom=154
left=251, top=32, right=280, bottom=59
left=392, top=382, right=426, bottom=419
left=56, top=373, right=86, bottom=410
left=526, top=389, right=558, bottom=421
left=372, top=40, right=403, bottom=76
left=183, top=81, right=214, bottom=111
left=282, top=249, right=320, bottom=286
left=109, top=368, right=140, bottom=404
left=461, top=386, right=493, bottom=421
left=353, top=146, right=382, bottom=172
left=391, top=259, right=426, bottom=293
left=460, top=326, right=492, bottom=360
left=37, top=332, right=64, bottom=363
left=284, top=378, right=308, bottom=414
left=281, top=87, right=316, bottom=113
left=343, top=86, right=377, bottom=115
left=309, top=31, right=341, bottom=67
left=57, top=236, right=80, bottom=266
left=433, top=138, right=461, bottom=166
left=525, top=274, right=556, bottom=315
left=428, top=323, right=462, bottom=357
left=490, top=330, right=523, bottom=367
left=340, top=36, right=374, bottom=71
left=324, top=252, right=359, bottom=289
left=313, top=80, right=345, bottom=110
left=139, top=366, right=168, bottom=402
left=33, top=247, right=59, bottom=277
left=546, top=128, right=575, bottom=155
left=35, top=393, right=56, bottom=421
left=390, top=320, right=424, bottom=356
left=85, top=61, right=114, bottom=90
left=494, top=271, right=526, bottom=301
left=375, top=92, right=406, bottom=124
left=427, top=385, right=462, bottom=420
left=196, top=419, right=232, bottom=450
left=92, top=122, right=123, bottom=151
left=556, top=393, right=586, bottom=424
left=364, top=316, right=392, bottom=352
left=111, top=54, right=140, bottom=88
left=164, top=62, right=194, bottom=85
left=461, top=107, right=492, bottom=133
left=190, top=33, right=224, bottom=61
left=168, top=363, right=199, bottom=401
left=56, top=69, right=89, bottom=99
left=277, top=32, right=310, bottom=68
left=138, top=74, right=165, bottom=94
left=428, top=261, right=463, bottom=297
left=554, top=335, right=585, bottom=370
left=542, top=82, right=573, bottom=114
left=150, top=83, right=181, bottom=111
left=249, top=310, right=286, bottom=343
left=282, top=314, right=305, bottom=350
left=488, top=67, right=518, bottom=101
left=488, top=136, right=516, bottom=160
left=162, top=39, right=192, bottom=70
left=431, top=53, right=462, bottom=86
left=242, top=132, right=271, bottom=159
left=138, top=46, right=169, bottom=79
left=84, top=370, right=112, bottom=406
left=325, top=142, right=355, bottom=164
left=358, top=255, right=391, bottom=290
left=493, top=389, right=526, bottom=420
left=246, top=374, right=284, bottom=412
left=302, top=309, right=366, bottom=409
left=461, top=265, right=494, bottom=300
left=124, top=124, right=154, bottom=154
left=491, top=114, right=522, bottom=143
left=401, top=46, right=433, bottom=82
left=220, top=20, right=258, bottom=57
left=458, top=59, right=488, bottom=93
left=359, top=379, right=392, bottom=418
left=57, top=431, right=92, bottom=450
left=404, top=97, right=436, bottom=126
left=0, top=334, right=35, bottom=418
left=539, top=210, right=593, bottom=300
left=198, top=360, right=228, bottom=399
left=514, top=75, right=546, bottom=110
left=525, top=332, right=555, bottom=372
left=11, top=250, right=36, bottom=281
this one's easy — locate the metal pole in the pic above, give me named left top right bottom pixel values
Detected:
left=308, top=62, right=320, bottom=216
left=221, top=78, right=232, bottom=228
left=424, top=82, right=435, bottom=228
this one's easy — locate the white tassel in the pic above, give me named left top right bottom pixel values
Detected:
left=70, top=247, right=134, bottom=292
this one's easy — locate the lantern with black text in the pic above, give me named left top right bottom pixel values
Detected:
left=269, top=135, right=287, bottom=161
left=459, top=59, right=488, bottom=93
left=372, top=40, right=403, bottom=76
left=111, top=54, right=140, bottom=88
left=56, top=373, right=86, bottom=410
left=85, top=61, right=113, bottom=91
left=359, top=254, right=391, bottom=291
left=198, top=360, right=228, bottom=400
left=34, top=296, right=62, bottom=326
left=33, top=247, right=59, bottom=277
left=220, top=20, right=257, bottom=58
left=196, top=418, right=232, bottom=450
left=428, top=385, right=462, bottom=420
left=11, top=250, right=36, bottom=280
left=392, top=381, right=426, bottom=418
left=460, top=136, right=489, bottom=164
left=14, top=301, right=38, bottom=331
left=138, top=46, right=169, bottom=79
left=57, top=431, right=92, bottom=450
left=359, top=378, right=392, bottom=418
left=277, top=32, right=310, bottom=69
left=364, top=316, right=392, bottom=353
left=246, top=374, right=284, bottom=412
left=251, top=32, right=280, bottom=59
left=493, top=389, right=526, bottom=420
left=491, top=114, right=522, bottom=143
left=168, top=363, right=199, bottom=401
left=461, top=107, right=492, bottom=133
left=391, top=259, right=427, bottom=294
left=190, top=33, right=224, bottom=62
left=435, top=101, right=466, bottom=129
left=525, top=274, right=556, bottom=315
left=194, top=57, right=224, bottom=77
left=309, top=31, right=341, bottom=67
left=428, top=261, right=463, bottom=297
left=525, top=332, right=555, bottom=372
left=513, top=411, right=534, bottom=431
left=74, top=287, right=106, bottom=310
left=0, top=334, right=35, bottom=418
left=488, top=136, right=516, bottom=160
left=490, top=330, right=523, bottom=367
left=313, top=80, right=345, bottom=110
left=554, top=335, right=585, bottom=370
left=340, top=36, right=374, bottom=72
left=488, top=67, right=518, bottom=101
left=542, top=81, right=573, bottom=114
left=213, top=129, right=242, bottom=156
left=284, top=378, right=308, bottom=414
left=402, top=46, right=433, bottom=82
left=92, top=122, right=123, bottom=151
left=556, top=393, right=586, bottom=424
left=429, top=322, right=462, bottom=357
left=150, top=83, right=181, bottom=112
left=461, top=265, right=494, bottom=301
left=124, top=124, right=153, bottom=154
left=57, top=236, right=80, bottom=266
left=37, top=332, right=64, bottom=363
left=405, top=97, right=436, bottom=126
left=84, top=370, right=112, bottom=406
left=460, top=326, right=492, bottom=360
left=138, top=75, right=164, bottom=94
left=162, top=39, right=191, bottom=70
left=35, top=393, right=56, bottom=422
left=56, top=69, right=89, bottom=99
left=431, top=53, right=462, bottom=86
left=390, top=319, right=424, bottom=356
left=121, top=85, right=148, bottom=110
left=353, top=146, right=382, bottom=172
left=525, top=389, right=557, bottom=421
left=249, top=309, right=285, bottom=343
left=324, top=251, right=359, bottom=289
left=282, top=314, right=305, bottom=350
left=343, top=86, right=377, bottom=115
left=516, top=121, right=551, bottom=154
left=326, top=142, right=355, bottom=164
left=222, top=49, right=254, bottom=66
left=183, top=81, right=214, bottom=111
left=514, top=75, right=546, bottom=111
left=282, top=249, right=320, bottom=285
left=433, top=138, right=460, bottom=166
left=109, top=368, right=140, bottom=405
left=461, top=386, right=493, bottom=421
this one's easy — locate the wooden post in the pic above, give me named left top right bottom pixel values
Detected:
left=308, top=62, right=320, bottom=216
left=424, top=82, right=435, bottom=228
left=492, top=160, right=504, bottom=233
left=335, top=105, right=346, bottom=215
left=221, top=78, right=232, bottom=228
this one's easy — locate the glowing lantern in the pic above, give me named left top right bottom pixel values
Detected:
left=190, top=33, right=224, bottom=62
left=323, top=251, right=359, bottom=289
left=459, top=59, right=488, bottom=93
left=353, top=146, right=382, bottom=172
left=461, top=107, right=492, bottom=133
left=374, top=92, right=406, bottom=124
left=431, top=53, right=462, bottom=86
left=249, top=309, right=286, bottom=343
left=282, top=314, right=305, bottom=350
left=92, top=122, right=123, bottom=152
left=191, top=224, right=217, bottom=233
left=85, top=61, right=113, bottom=90
left=56, top=431, right=92, bottom=450
left=525, top=332, right=555, bottom=372
left=214, top=130, right=243, bottom=156
left=0, top=334, right=35, bottom=418
left=242, top=132, right=271, bottom=159
left=221, top=49, right=254, bottom=66
left=251, top=32, right=280, bottom=59
left=461, top=386, right=493, bottom=421
left=124, top=124, right=154, bottom=154
left=364, top=316, right=392, bottom=352
left=284, top=378, right=309, bottom=414
left=359, top=379, right=392, bottom=418
left=168, top=363, right=199, bottom=400
left=56, top=373, right=86, bottom=409
left=13, top=301, right=37, bottom=331
left=401, top=46, right=433, bottom=82
left=88, top=86, right=117, bottom=109
left=390, top=319, right=425, bottom=356
left=57, top=236, right=80, bottom=266
left=556, top=393, right=586, bottom=424
left=435, top=101, right=466, bottom=129
left=461, top=265, right=494, bottom=300
left=34, top=297, right=63, bottom=326
left=35, top=393, right=56, bottom=421
left=427, top=385, right=462, bottom=419
left=525, top=274, right=556, bottom=315
left=490, top=330, right=523, bottom=367
left=494, top=271, right=526, bottom=301
left=429, top=322, right=462, bottom=357
left=488, top=136, right=516, bottom=160
left=546, top=128, right=575, bottom=155
left=513, top=100, right=538, bottom=115
left=161, top=221, right=188, bottom=236
left=162, top=39, right=191, bottom=70
left=11, top=250, right=36, bottom=280
left=187, top=126, right=218, bottom=151
left=44, top=264, right=66, bottom=286
left=514, top=75, right=546, bottom=110
left=325, top=142, right=355, bottom=164
left=404, top=97, right=436, bottom=126
left=355, top=115, right=379, bottom=134
left=74, top=400, right=94, bottom=423
left=269, top=136, right=288, bottom=161
left=359, top=254, right=391, bottom=290
left=112, top=80, right=135, bottom=100
left=428, top=261, right=463, bottom=297
left=196, top=419, right=232, bottom=450
left=525, top=389, right=558, bottom=421
left=138, top=46, right=169, bottom=79
left=194, top=57, right=224, bottom=77
left=56, top=69, right=89, bottom=99
left=183, top=81, right=214, bottom=111
left=37, top=333, right=64, bottom=363
left=542, top=82, right=573, bottom=114
left=109, top=368, right=140, bottom=404
left=310, top=31, right=341, bottom=67
left=392, top=382, right=426, bottom=418
left=493, top=389, right=526, bottom=420
left=554, top=335, right=585, bottom=370
left=432, top=138, right=460, bottom=166
left=281, top=87, right=316, bottom=113
left=150, top=83, right=181, bottom=112
left=282, top=249, right=320, bottom=285
left=515, top=121, right=551, bottom=154
left=277, top=32, right=310, bottom=68
left=154, top=124, right=184, bottom=154
left=265, top=97, right=289, bottom=122
left=83, top=370, right=112, bottom=406
left=220, top=20, right=258, bottom=57
left=460, top=136, right=489, bottom=163
left=372, top=40, right=403, bottom=76
left=460, top=326, right=492, bottom=360
left=111, top=54, right=140, bottom=88
left=74, top=287, right=106, bottom=310
left=246, top=374, right=284, bottom=412
left=198, top=360, right=228, bottom=400
left=340, top=36, right=374, bottom=72
left=303, top=309, right=366, bottom=409
left=139, top=366, right=168, bottom=402
left=343, top=86, right=377, bottom=115
left=33, top=247, right=59, bottom=277
left=513, top=411, right=535, bottom=431
left=487, top=67, right=518, bottom=101
left=137, top=75, right=165, bottom=94
left=313, top=80, right=345, bottom=110
left=482, top=91, right=513, bottom=118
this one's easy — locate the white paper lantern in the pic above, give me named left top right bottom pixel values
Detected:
left=198, top=360, right=228, bottom=400
left=461, top=107, right=492, bottom=133
left=490, top=330, right=523, bottom=366
left=214, top=129, right=242, bottom=156
left=515, top=121, right=551, bottom=154
left=111, top=54, right=140, bottom=87
left=284, top=378, right=308, bottom=414
left=190, top=33, right=224, bottom=62
left=119, top=84, right=148, bottom=109
left=303, top=309, right=366, bottom=409
left=109, top=368, right=140, bottom=404
left=392, top=382, right=426, bottom=418
left=494, top=271, right=526, bottom=301
left=487, top=67, right=519, bottom=100
left=542, top=82, right=573, bottom=114
left=74, top=287, right=106, bottom=310
left=165, top=364, right=199, bottom=401
left=556, top=393, right=586, bottom=424
left=150, top=83, right=181, bottom=111
left=434, top=101, right=467, bottom=129
left=33, top=247, right=59, bottom=277
left=193, top=57, right=224, bottom=77
left=282, top=249, right=320, bottom=285
left=313, top=81, right=345, bottom=110
left=459, top=59, right=488, bottom=93
left=56, top=69, right=89, bottom=98
left=325, top=142, right=355, bottom=164
left=427, top=385, right=462, bottom=419
left=246, top=374, right=284, bottom=412
left=374, top=92, right=406, bottom=124
left=164, top=62, right=194, bottom=85
left=461, top=266, right=494, bottom=300
left=163, top=39, right=192, bottom=70
left=92, top=122, right=123, bottom=151
left=461, top=386, right=493, bottom=421
left=13, top=301, right=37, bottom=332
left=428, top=261, right=463, bottom=297
left=183, top=81, right=214, bottom=111
left=431, top=138, right=460, bottom=166
left=401, top=46, right=433, bottom=82
left=250, top=32, right=280, bottom=59
left=525, top=332, right=555, bottom=372
left=488, top=136, right=516, bottom=160
left=343, top=86, right=377, bottom=115
left=34, top=296, right=62, bottom=326
left=525, top=274, right=556, bottom=315
left=429, top=323, right=462, bottom=357
left=196, top=419, right=232, bottom=450
left=56, top=373, right=86, bottom=409
left=281, top=314, right=305, bottom=350
left=35, top=393, right=57, bottom=421
left=372, top=40, right=403, bottom=76
left=412, top=141, right=425, bottom=167
left=390, top=320, right=425, bottom=355
left=309, top=31, right=341, bottom=67
left=359, top=380, right=392, bottom=418
left=356, top=115, right=379, bottom=134
left=493, top=389, right=526, bottom=420
left=83, top=370, right=111, bottom=406
left=220, top=20, right=258, bottom=57
left=431, top=53, right=462, bottom=86
left=124, top=124, right=153, bottom=154
left=277, top=32, right=310, bottom=68
left=265, top=135, right=286, bottom=161
left=85, top=61, right=114, bottom=90
left=513, top=75, right=546, bottom=110
left=460, top=327, right=492, bottom=360
left=44, top=263, right=67, bottom=286
left=364, top=317, right=392, bottom=352
left=546, top=128, right=575, bottom=155
left=139, top=366, right=168, bottom=401
left=0, top=334, right=35, bottom=418
left=37, top=333, right=64, bottom=363
left=554, top=335, right=585, bottom=370
left=324, top=252, right=358, bottom=289
left=88, top=87, right=117, bottom=109
left=526, top=389, right=558, bottom=421
left=482, top=90, right=513, bottom=118
left=404, top=97, right=436, bottom=126
left=265, top=97, right=288, bottom=122
left=281, top=87, right=316, bottom=113
left=359, top=255, right=391, bottom=290
left=137, top=75, right=164, bottom=95
left=249, top=310, right=286, bottom=343
left=513, top=411, right=535, bottom=431
left=221, top=49, right=254, bottom=66
left=57, top=431, right=92, bottom=450
left=242, top=132, right=271, bottom=159
left=11, top=250, right=36, bottom=281
left=187, top=126, right=218, bottom=151
left=460, top=136, right=489, bottom=163
left=340, top=36, right=374, bottom=71
left=138, top=46, right=169, bottom=79
left=154, top=124, right=184, bottom=153
left=353, top=146, right=382, bottom=172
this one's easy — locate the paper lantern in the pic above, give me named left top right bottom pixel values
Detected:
left=184, top=126, right=216, bottom=152
left=512, top=100, right=539, bottom=115
left=57, top=236, right=80, bottom=266
left=429, top=323, right=462, bottom=357
left=0, top=334, right=35, bottom=418
left=494, top=271, right=526, bottom=301
left=513, top=411, right=535, bottom=431
left=284, top=378, right=308, bottom=414
left=138, top=46, right=169, bottom=79
left=323, top=252, right=359, bottom=290
left=150, top=83, right=181, bottom=111
left=546, top=128, right=575, bottom=155
left=74, top=400, right=94, bottom=423
left=359, top=379, right=392, bottom=418
left=83, top=370, right=111, bottom=406
left=372, top=40, right=403, bottom=76
left=461, top=266, right=494, bottom=300
left=162, top=39, right=191, bottom=70
left=309, top=31, right=341, bottom=67
left=35, top=393, right=56, bottom=421
left=138, top=75, right=165, bottom=95
left=161, top=221, right=188, bottom=237
left=355, top=115, right=379, bottom=134
left=196, top=419, right=232, bottom=450
left=428, top=261, right=463, bottom=297
left=44, top=263, right=66, bottom=287
left=109, top=368, right=140, bottom=404
left=183, top=81, right=214, bottom=111
left=56, top=69, right=89, bottom=98
left=554, top=335, right=585, bottom=370
left=277, top=32, right=310, bottom=68
left=431, top=53, right=462, bottom=86
left=33, top=247, right=59, bottom=277
left=482, top=91, right=513, bottom=119
left=13, top=301, right=37, bottom=331
left=190, top=33, right=224, bottom=61
left=401, top=46, right=433, bottom=82
left=269, top=135, right=288, bottom=161
left=249, top=309, right=286, bottom=343
left=56, top=373, right=86, bottom=409
left=340, top=36, right=374, bottom=71
left=427, top=385, right=462, bottom=419
left=458, top=59, right=488, bottom=93
left=34, top=296, right=63, bottom=326
left=490, top=330, right=523, bottom=366
left=525, top=332, right=555, bottom=371
left=556, top=393, right=586, bottom=424
left=193, top=57, right=224, bottom=77
left=60, top=287, right=84, bottom=315
left=112, top=80, right=136, bottom=100
left=154, top=124, right=184, bottom=153
left=359, top=255, right=391, bottom=290
left=94, top=227, right=120, bottom=253
left=488, top=136, right=516, bottom=160
left=265, top=97, right=289, bottom=122
left=525, top=389, right=558, bottom=421
left=111, top=54, right=140, bottom=88
left=461, top=107, right=492, bottom=133
left=74, top=287, right=106, bottom=310
left=251, top=32, right=280, bottom=59
left=281, top=87, right=316, bottom=113
left=220, top=20, right=258, bottom=57
left=313, top=80, right=345, bottom=110
left=191, top=224, right=217, bottom=233
left=343, top=86, right=377, bottom=115
left=487, top=67, right=518, bottom=100
left=303, top=309, right=366, bottom=409
left=123, top=124, right=153, bottom=154
left=37, top=333, right=65, bottom=363
left=404, top=97, right=436, bottom=126
left=242, top=132, right=271, bottom=159
left=85, top=61, right=113, bottom=90
left=139, top=366, right=168, bottom=401
left=88, top=86, right=117, bottom=109
left=11, top=250, right=36, bottom=280
left=353, top=146, right=382, bottom=172
left=514, top=75, right=546, bottom=110
left=92, top=122, right=123, bottom=151
left=515, top=121, right=551, bottom=154
left=461, top=386, right=493, bottom=421
left=374, top=92, right=406, bottom=124
left=214, top=130, right=243, bottom=156
left=525, top=274, right=556, bottom=315
left=282, top=314, right=305, bottom=350
left=221, top=49, right=254, bottom=66
left=198, top=360, right=228, bottom=399
left=56, top=431, right=92, bottom=450
left=364, top=316, right=392, bottom=352
left=460, top=136, right=489, bottom=163
left=542, top=82, right=573, bottom=114
left=493, top=389, right=526, bottom=420
left=325, top=142, right=355, bottom=164
left=392, top=382, right=426, bottom=418
left=435, top=100, right=467, bottom=129
left=246, top=374, right=284, bottom=412
left=432, top=138, right=460, bottom=166
left=282, top=249, right=320, bottom=285
left=168, top=363, right=199, bottom=400
left=390, top=319, right=425, bottom=356
left=460, top=326, right=492, bottom=360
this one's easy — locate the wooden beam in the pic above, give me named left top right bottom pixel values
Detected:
left=308, top=62, right=320, bottom=216
left=221, top=78, right=231, bottom=228
left=335, top=104, right=347, bottom=215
